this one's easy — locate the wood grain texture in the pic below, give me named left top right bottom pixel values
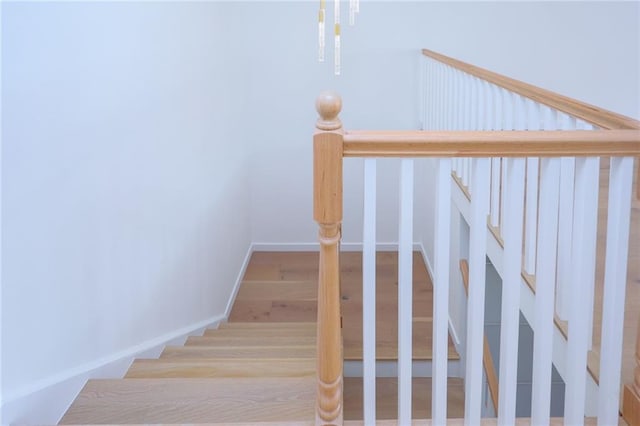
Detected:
left=342, top=130, right=640, bottom=158
left=218, top=321, right=316, bottom=330
left=230, top=252, right=459, bottom=362
left=422, top=48, right=640, bottom=131
left=623, top=314, right=640, bottom=426
left=59, top=377, right=315, bottom=424
left=314, top=91, right=345, bottom=426
left=125, top=358, right=316, bottom=379
left=205, top=326, right=316, bottom=338
left=160, top=345, right=316, bottom=359
left=623, top=384, right=640, bottom=426
left=343, top=377, right=465, bottom=420
left=185, top=335, right=316, bottom=347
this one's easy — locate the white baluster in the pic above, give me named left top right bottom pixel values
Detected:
left=499, top=94, right=526, bottom=241
left=425, top=59, right=432, bottom=130
left=531, top=157, right=561, bottom=426
left=482, top=80, right=492, bottom=131
left=488, top=85, right=502, bottom=228
left=541, top=105, right=557, bottom=130
left=473, top=77, right=481, bottom=131
left=514, top=95, right=527, bottom=131
left=498, top=157, right=526, bottom=425
left=490, top=158, right=500, bottom=227
left=463, top=73, right=471, bottom=132
left=429, top=59, right=436, bottom=130
left=524, top=100, right=541, bottom=275
left=447, top=66, right=454, bottom=130
left=398, top=158, right=414, bottom=425
left=598, top=156, right=634, bottom=425
left=437, top=63, right=444, bottom=131
left=433, top=158, right=452, bottom=425
left=493, top=84, right=503, bottom=131
left=452, top=70, right=461, bottom=172
left=363, top=158, right=377, bottom=425
left=455, top=69, right=463, bottom=130
left=464, top=157, right=490, bottom=426
left=502, top=88, right=514, bottom=130
left=461, top=74, right=472, bottom=188
left=563, top=156, right=600, bottom=425
left=419, top=56, right=426, bottom=130
left=555, top=114, right=577, bottom=321
left=578, top=122, right=596, bottom=349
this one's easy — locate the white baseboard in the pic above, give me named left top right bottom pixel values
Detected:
left=1, top=314, right=224, bottom=425
left=224, top=244, right=255, bottom=318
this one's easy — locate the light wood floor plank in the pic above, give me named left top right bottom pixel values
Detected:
left=160, top=345, right=316, bottom=359
left=344, top=377, right=465, bottom=420
left=59, top=378, right=315, bottom=424
left=185, top=335, right=316, bottom=347
left=125, top=358, right=316, bottom=378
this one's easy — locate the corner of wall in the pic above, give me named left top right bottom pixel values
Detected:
left=223, top=242, right=255, bottom=319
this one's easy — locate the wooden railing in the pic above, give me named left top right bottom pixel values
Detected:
left=313, top=48, right=640, bottom=426
left=313, top=92, right=344, bottom=425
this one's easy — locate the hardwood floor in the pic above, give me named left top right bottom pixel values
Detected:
left=229, top=251, right=463, bottom=419
left=229, top=250, right=459, bottom=361
left=344, top=377, right=465, bottom=420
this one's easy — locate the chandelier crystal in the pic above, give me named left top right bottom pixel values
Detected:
left=319, top=0, right=359, bottom=76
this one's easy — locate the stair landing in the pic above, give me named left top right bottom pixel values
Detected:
left=230, top=251, right=459, bottom=361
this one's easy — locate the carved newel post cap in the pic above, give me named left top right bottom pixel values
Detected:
left=316, top=91, right=342, bottom=131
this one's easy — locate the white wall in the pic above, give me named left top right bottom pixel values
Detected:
left=1, top=2, right=252, bottom=422
left=1, top=1, right=638, bottom=423
left=239, top=1, right=639, bottom=250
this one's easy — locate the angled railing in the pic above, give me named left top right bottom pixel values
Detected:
left=313, top=48, right=640, bottom=426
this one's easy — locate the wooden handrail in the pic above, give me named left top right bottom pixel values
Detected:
left=460, top=260, right=499, bottom=414
left=343, top=130, right=640, bottom=158
left=422, top=49, right=640, bottom=131
left=422, top=48, right=640, bottom=199
left=314, top=91, right=344, bottom=426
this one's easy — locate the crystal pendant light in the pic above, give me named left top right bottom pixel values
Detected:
left=334, top=0, right=340, bottom=75
left=319, top=0, right=359, bottom=76
left=318, top=0, right=326, bottom=62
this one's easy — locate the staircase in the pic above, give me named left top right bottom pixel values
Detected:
left=59, top=322, right=317, bottom=424
left=60, top=250, right=461, bottom=424
left=230, top=251, right=463, bottom=421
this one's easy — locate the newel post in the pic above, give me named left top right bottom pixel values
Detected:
left=314, top=91, right=344, bottom=426
left=623, top=314, right=640, bottom=425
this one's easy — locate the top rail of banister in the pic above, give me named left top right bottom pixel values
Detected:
left=422, top=48, right=640, bottom=131
left=342, top=130, right=640, bottom=158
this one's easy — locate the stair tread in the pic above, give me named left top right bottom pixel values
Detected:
left=204, top=327, right=315, bottom=338
left=219, top=321, right=316, bottom=329
left=161, top=345, right=316, bottom=359
left=59, top=377, right=315, bottom=424
left=344, top=377, right=465, bottom=420
left=235, top=281, right=317, bottom=301
left=125, top=358, right=316, bottom=378
left=185, top=335, right=316, bottom=347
